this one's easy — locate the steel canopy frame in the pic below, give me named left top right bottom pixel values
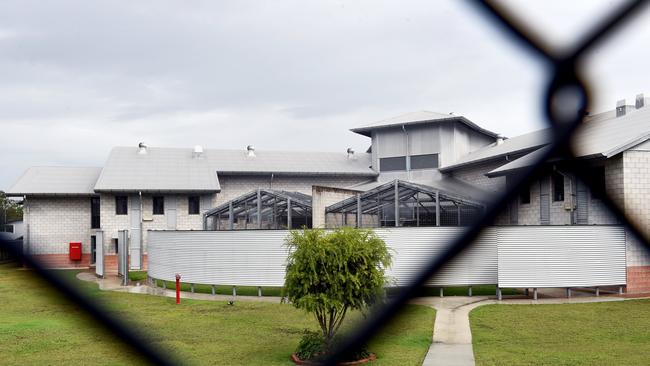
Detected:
left=325, top=179, right=485, bottom=228
left=203, top=189, right=312, bottom=230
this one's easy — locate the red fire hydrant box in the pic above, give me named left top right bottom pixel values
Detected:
left=69, top=242, right=82, bottom=261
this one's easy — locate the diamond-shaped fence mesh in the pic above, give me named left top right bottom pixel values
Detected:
left=1, top=1, right=649, bottom=365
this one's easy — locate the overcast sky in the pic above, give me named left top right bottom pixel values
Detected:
left=1, top=0, right=649, bottom=189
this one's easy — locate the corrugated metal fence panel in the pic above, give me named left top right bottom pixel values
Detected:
left=497, top=226, right=626, bottom=288
left=375, top=227, right=497, bottom=286
left=148, top=227, right=499, bottom=287
left=148, top=230, right=291, bottom=287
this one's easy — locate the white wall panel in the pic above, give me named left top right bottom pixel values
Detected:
left=148, top=227, right=498, bottom=287
left=497, top=226, right=626, bottom=288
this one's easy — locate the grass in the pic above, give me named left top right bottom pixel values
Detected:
left=470, top=300, right=650, bottom=365
left=0, top=263, right=435, bottom=365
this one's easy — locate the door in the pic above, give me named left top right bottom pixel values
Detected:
left=118, top=230, right=129, bottom=282
left=95, top=231, right=104, bottom=278
left=576, top=179, right=589, bottom=224
left=90, top=236, right=96, bottom=265
left=129, top=196, right=142, bottom=270
left=540, top=178, right=550, bottom=225
left=167, top=196, right=177, bottom=230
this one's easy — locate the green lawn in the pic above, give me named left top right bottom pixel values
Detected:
left=0, top=263, right=435, bottom=365
left=470, top=300, right=650, bottom=365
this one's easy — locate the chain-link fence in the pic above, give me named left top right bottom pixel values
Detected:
left=1, top=1, right=650, bottom=365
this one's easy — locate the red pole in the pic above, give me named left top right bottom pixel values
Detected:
left=175, top=273, right=181, bottom=305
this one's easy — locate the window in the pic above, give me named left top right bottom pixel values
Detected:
left=552, top=172, right=564, bottom=202
left=153, top=196, right=165, bottom=215
left=112, top=238, right=118, bottom=254
left=91, top=197, right=100, bottom=228
left=188, top=196, right=200, bottom=215
left=590, top=166, right=606, bottom=199
left=410, top=154, right=439, bottom=170
left=115, top=196, right=128, bottom=215
left=4, top=225, right=13, bottom=233
left=379, top=156, right=407, bottom=172
left=519, top=183, right=531, bottom=204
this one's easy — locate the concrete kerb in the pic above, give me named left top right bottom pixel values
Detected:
left=76, top=272, right=284, bottom=303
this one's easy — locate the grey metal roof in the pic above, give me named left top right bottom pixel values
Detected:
left=94, top=147, right=220, bottom=193
left=484, top=146, right=552, bottom=177
left=350, top=111, right=500, bottom=138
left=484, top=105, right=650, bottom=177
left=205, top=149, right=376, bottom=176
left=6, top=166, right=102, bottom=196
left=573, top=104, right=650, bottom=158
left=93, top=146, right=376, bottom=193
left=440, top=129, right=552, bottom=172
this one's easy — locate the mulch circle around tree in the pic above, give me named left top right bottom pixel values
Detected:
left=290, top=353, right=377, bottom=366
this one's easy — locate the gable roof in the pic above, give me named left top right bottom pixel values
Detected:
left=350, top=111, right=500, bottom=138
left=483, top=105, right=650, bottom=177
left=92, top=146, right=377, bottom=193
left=439, top=129, right=552, bottom=172
left=94, top=147, right=220, bottom=193
left=6, top=166, right=102, bottom=196
left=205, top=149, right=376, bottom=176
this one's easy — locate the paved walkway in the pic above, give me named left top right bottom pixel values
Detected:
left=410, top=293, right=629, bottom=366
left=76, top=272, right=284, bottom=303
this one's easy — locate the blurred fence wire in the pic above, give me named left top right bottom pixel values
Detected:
left=1, top=1, right=649, bottom=365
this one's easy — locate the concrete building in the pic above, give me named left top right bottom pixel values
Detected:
left=7, top=102, right=650, bottom=292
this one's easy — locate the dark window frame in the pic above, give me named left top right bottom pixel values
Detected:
left=409, top=153, right=440, bottom=170
left=115, top=196, right=128, bottom=215
left=153, top=196, right=165, bottom=215
left=552, top=172, right=564, bottom=202
left=91, top=197, right=101, bottom=228
left=519, top=183, right=531, bottom=204
left=379, top=156, right=407, bottom=172
left=188, top=196, right=200, bottom=215
left=590, top=166, right=606, bottom=200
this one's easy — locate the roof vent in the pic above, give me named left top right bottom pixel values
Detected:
left=616, top=99, right=626, bottom=117
left=636, top=94, right=645, bottom=109
left=193, top=145, right=204, bottom=159
left=347, top=148, right=355, bottom=159
left=138, top=142, right=147, bottom=154
left=496, top=134, right=505, bottom=145
left=246, top=145, right=255, bottom=157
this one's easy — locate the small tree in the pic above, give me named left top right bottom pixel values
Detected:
left=284, top=227, right=392, bottom=352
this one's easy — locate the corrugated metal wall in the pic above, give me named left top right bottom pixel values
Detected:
left=376, top=227, right=497, bottom=286
left=497, top=226, right=626, bottom=288
left=148, top=225, right=626, bottom=289
left=148, top=230, right=291, bottom=287
left=148, top=227, right=497, bottom=287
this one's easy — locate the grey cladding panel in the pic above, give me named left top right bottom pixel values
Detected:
left=497, top=226, right=626, bottom=288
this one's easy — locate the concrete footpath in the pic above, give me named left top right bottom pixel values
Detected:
left=410, top=294, right=628, bottom=366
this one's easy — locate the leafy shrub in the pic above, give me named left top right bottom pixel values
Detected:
left=285, top=227, right=392, bottom=350
left=295, top=330, right=371, bottom=362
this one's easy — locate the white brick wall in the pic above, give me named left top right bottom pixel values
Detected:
left=100, top=193, right=217, bottom=254
left=24, top=197, right=95, bottom=255
left=623, top=150, right=650, bottom=266
left=215, top=175, right=369, bottom=207
left=450, top=160, right=506, bottom=193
